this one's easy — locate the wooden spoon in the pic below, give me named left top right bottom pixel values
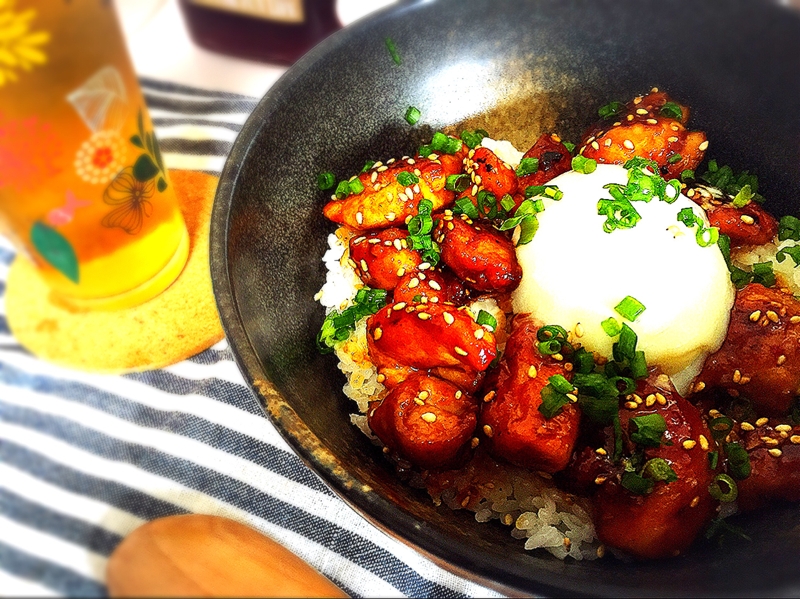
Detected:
left=106, top=514, right=347, bottom=597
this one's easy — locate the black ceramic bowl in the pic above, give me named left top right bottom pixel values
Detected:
left=210, top=0, right=800, bottom=595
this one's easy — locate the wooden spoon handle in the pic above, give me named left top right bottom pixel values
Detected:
left=106, top=514, right=347, bottom=597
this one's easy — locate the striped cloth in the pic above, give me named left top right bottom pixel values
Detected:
left=0, top=79, right=501, bottom=598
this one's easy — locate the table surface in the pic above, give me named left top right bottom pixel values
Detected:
left=0, top=1, right=502, bottom=597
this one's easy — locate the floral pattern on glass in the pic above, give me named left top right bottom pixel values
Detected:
left=0, top=0, right=50, bottom=87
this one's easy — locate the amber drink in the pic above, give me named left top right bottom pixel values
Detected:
left=0, top=0, right=189, bottom=310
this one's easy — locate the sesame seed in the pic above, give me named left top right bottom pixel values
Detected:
left=597, top=545, right=606, bottom=558
left=791, top=316, right=800, bottom=324
left=471, top=437, right=480, bottom=448
left=683, top=439, right=697, bottom=450
left=756, top=417, right=769, bottom=426
left=634, top=395, right=643, bottom=405
left=454, top=346, right=468, bottom=356
left=396, top=267, right=406, bottom=277
left=636, top=108, right=648, bottom=115
left=370, top=171, right=378, bottom=183
left=595, top=447, right=607, bottom=456
left=647, top=118, right=658, bottom=125
left=709, top=409, right=721, bottom=417
left=566, top=393, right=578, bottom=402
left=551, top=133, right=562, bottom=142
left=574, top=323, right=585, bottom=337
left=671, top=124, right=679, bottom=131
left=398, top=192, right=408, bottom=202
left=740, top=422, right=755, bottom=431
left=627, top=114, right=634, bottom=121
left=699, top=435, right=709, bottom=450
left=613, top=121, right=621, bottom=126
left=690, top=496, right=700, bottom=508
left=474, top=328, right=485, bottom=340
left=421, top=412, right=436, bottom=423
left=563, top=537, right=571, bottom=549
left=408, top=277, right=420, bottom=289
left=594, top=476, right=607, bottom=485
left=699, top=140, right=709, bottom=151
left=791, top=435, right=800, bottom=444
left=645, top=394, right=656, bottom=407
left=483, top=424, right=494, bottom=437
left=359, top=259, right=369, bottom=272
left=429, top=280, right=442, bottom=291
left=625, top=401, right=638, bottom=410
left=447, top=221, right=454, bottom=230
left=623, top=139, right=635, bottom=150
left=356, top=212, right=364, bottom=225
left=604, top=138, right=612, bottom=147
left=405, top=186, right=414, bottom=198
left=733, top=369, right=742, bottom=383
left=591, top=141, right=600, bottom=150
left=471, top=184, right=478, bottom=196
left=393, top=302, right=407, bottom=311
left=382, top=446, right=390, bottom=453
left=377, top=165, right=388, bottom=172
left=769, top=448, right=783, bottom=458
left=766, top=310, right=779, bottom=322
left=417, top=312, right=430, bottom=320
left=413, top=183, right=420, bottom=194
left=443, top=312, right=455, bottom=325
left=418, top=262, right=431, bottom=270
left=633, top=96, right=643, bottom=104
left=414, top=168, right=421, bottom=177
left=483, top=390, right=496, bottom=403
left=694, top=381, right=706, bottom=392
left=739, top=376, right=751, bottom=385
left=750, top=310, right=762, bottom=322
left=386, top=158, right=396, bottom=164
left=667, top=136, right=679, bottom=143
left=373, top=327, right=382, bottom=340
left=528, top=365, right=538, bottom=378
left=656, top=392, right=667, bottom=405
left=740, top=214, right=755, bottom=225
left=553, top=353, right=563, bottom=361
left=414, top=398, right=425, bottom=405
left=776, top=424, right=792, bottom=432
left=763, top=437, right=779, bottom=447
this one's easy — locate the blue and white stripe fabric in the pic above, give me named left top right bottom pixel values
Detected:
left=0, top=79, right=500, bottom=598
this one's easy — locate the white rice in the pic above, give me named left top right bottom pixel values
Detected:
left=317, top=228, right=600, bottom=560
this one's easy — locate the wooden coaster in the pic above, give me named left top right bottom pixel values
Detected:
left=6, top=170, right=225, bottom=373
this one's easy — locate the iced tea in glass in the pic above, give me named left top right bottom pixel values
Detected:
left=0, top=0, right=189, bottom=310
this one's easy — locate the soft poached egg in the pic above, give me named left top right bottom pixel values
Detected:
left=511, top=164, right=735, bottom=394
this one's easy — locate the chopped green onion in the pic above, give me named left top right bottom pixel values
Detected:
left=776, top=244, right=800, bottom=267
left=725, top=442, right=752, bottom=480
left=516, top=214, right=540, bottom=246
left=396, top=171, right=419, bottom=187
left=539, top=385, right=570, bottom=418
left=708, top=416, right=733, bottom=441
left=573, top=347, right=595, bottom=374
left=476, top=190, right=499, bottom=219
left=317, top=287, right=388, bottom=353
left=317, top=171, right=335, bottom=190
left=613, top=416, right=624, bottom=461
left=732, top=184, right=752, bottom=208
left=385, top=37, right=401, bottom=65
left=630, top=413, right=667, bottom=447
left=538, top=339, right=563, bottom=355
left=406, top=199, right=440, bottom=266
left=778, top=215, right=800, bottom=242
left=660, top=101, right=683, bottom=120
left=361, top=160, right=376, bottom=173
left=404, top=106, right=421, bottom=125
left=752, top=261, right=776, bottom=287
left=418, top=144, right=433, bottom=157
left=615, top=295, right=646, bottom=322
left=681, top=169, right=695, bottom=182
left=476, top=310, right=497, bottom=331
left=601, top=317, right=621, bottom=337
left=525, top=184, right=563, bottom=200
left=709, top=473, right=738, bottom=502
left=700, top=161, right=765, bottom=204
left=335, top=180, right=351, bottom=199
left=608, top=375, right=636, bottom=395
left=708, top=451, right=719, bottom=470
left=562, top=141, right=576, bottom=154
left=430, top=132, right=462, bottom=155
left=348, top=178, right=365, bottom=195
left=667, top=153, right=682, bottom=165
left=572, top=155, right=597, bottom=174
left=621, top=471, right=654, bottom=494
left=614, top=323, right=638, bottom=362
left=500, top=194, right=516, bottom=212
left=599, top=100, right=624, bottom=120
left=678, top=207, right=698, bottom=228
left=460, top=130, right=485, bottom=149
left=516, top=157, right=539, bottom=177
left=453, top=196, right=479, bottom=219
left=642, top=458, right=678, bottom=483
left=577, top=393, right=619, bottom=425
left=537, top=324, right=568, bottom=342
left=446, top=174, right=470, bottom=193
left=630, top=350, right=648, bottom=379
left=705, top=516, right=752, bottom=542
left=696, top=226, right=719, bottom=247
left=549, top=374, right=574, bottom=394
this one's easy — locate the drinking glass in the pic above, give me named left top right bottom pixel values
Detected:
left=0, top=0, right=189, bottom=310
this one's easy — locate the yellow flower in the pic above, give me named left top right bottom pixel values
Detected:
left=74, top=130, right=128, bottom=185
left=0, top=0, right=50, bottom=87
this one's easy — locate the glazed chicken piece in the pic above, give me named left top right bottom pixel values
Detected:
left=578, top=90, right=707, bottom=180
left=516, top=133, right=573, bottom=191
left=322, top=152, right=464, bottom=231
left=735, top=420, right=800, bottom=511
left=366, top=300, right=496, bottom=388
left=592, top=375, right=719, bottom=559
left=698, top=283, right=800, bottom=417
left=689, top=189, right=778, bottom=247
left=436, top=215, right=522, bottom=293
left=479, top=315, right=581, bottom=474
left=392, top=269, right=468, bottom=306
left=368, top=373, right=478, bottom=470
left=348, top=228, right=421, bottom=291
left=464, top=146, right=518, bottom=200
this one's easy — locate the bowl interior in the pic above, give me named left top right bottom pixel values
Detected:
left=211, top=0, right=800, bottom=595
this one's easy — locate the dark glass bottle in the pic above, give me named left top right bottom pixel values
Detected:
left=178, top=0, right=342, bottom=65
